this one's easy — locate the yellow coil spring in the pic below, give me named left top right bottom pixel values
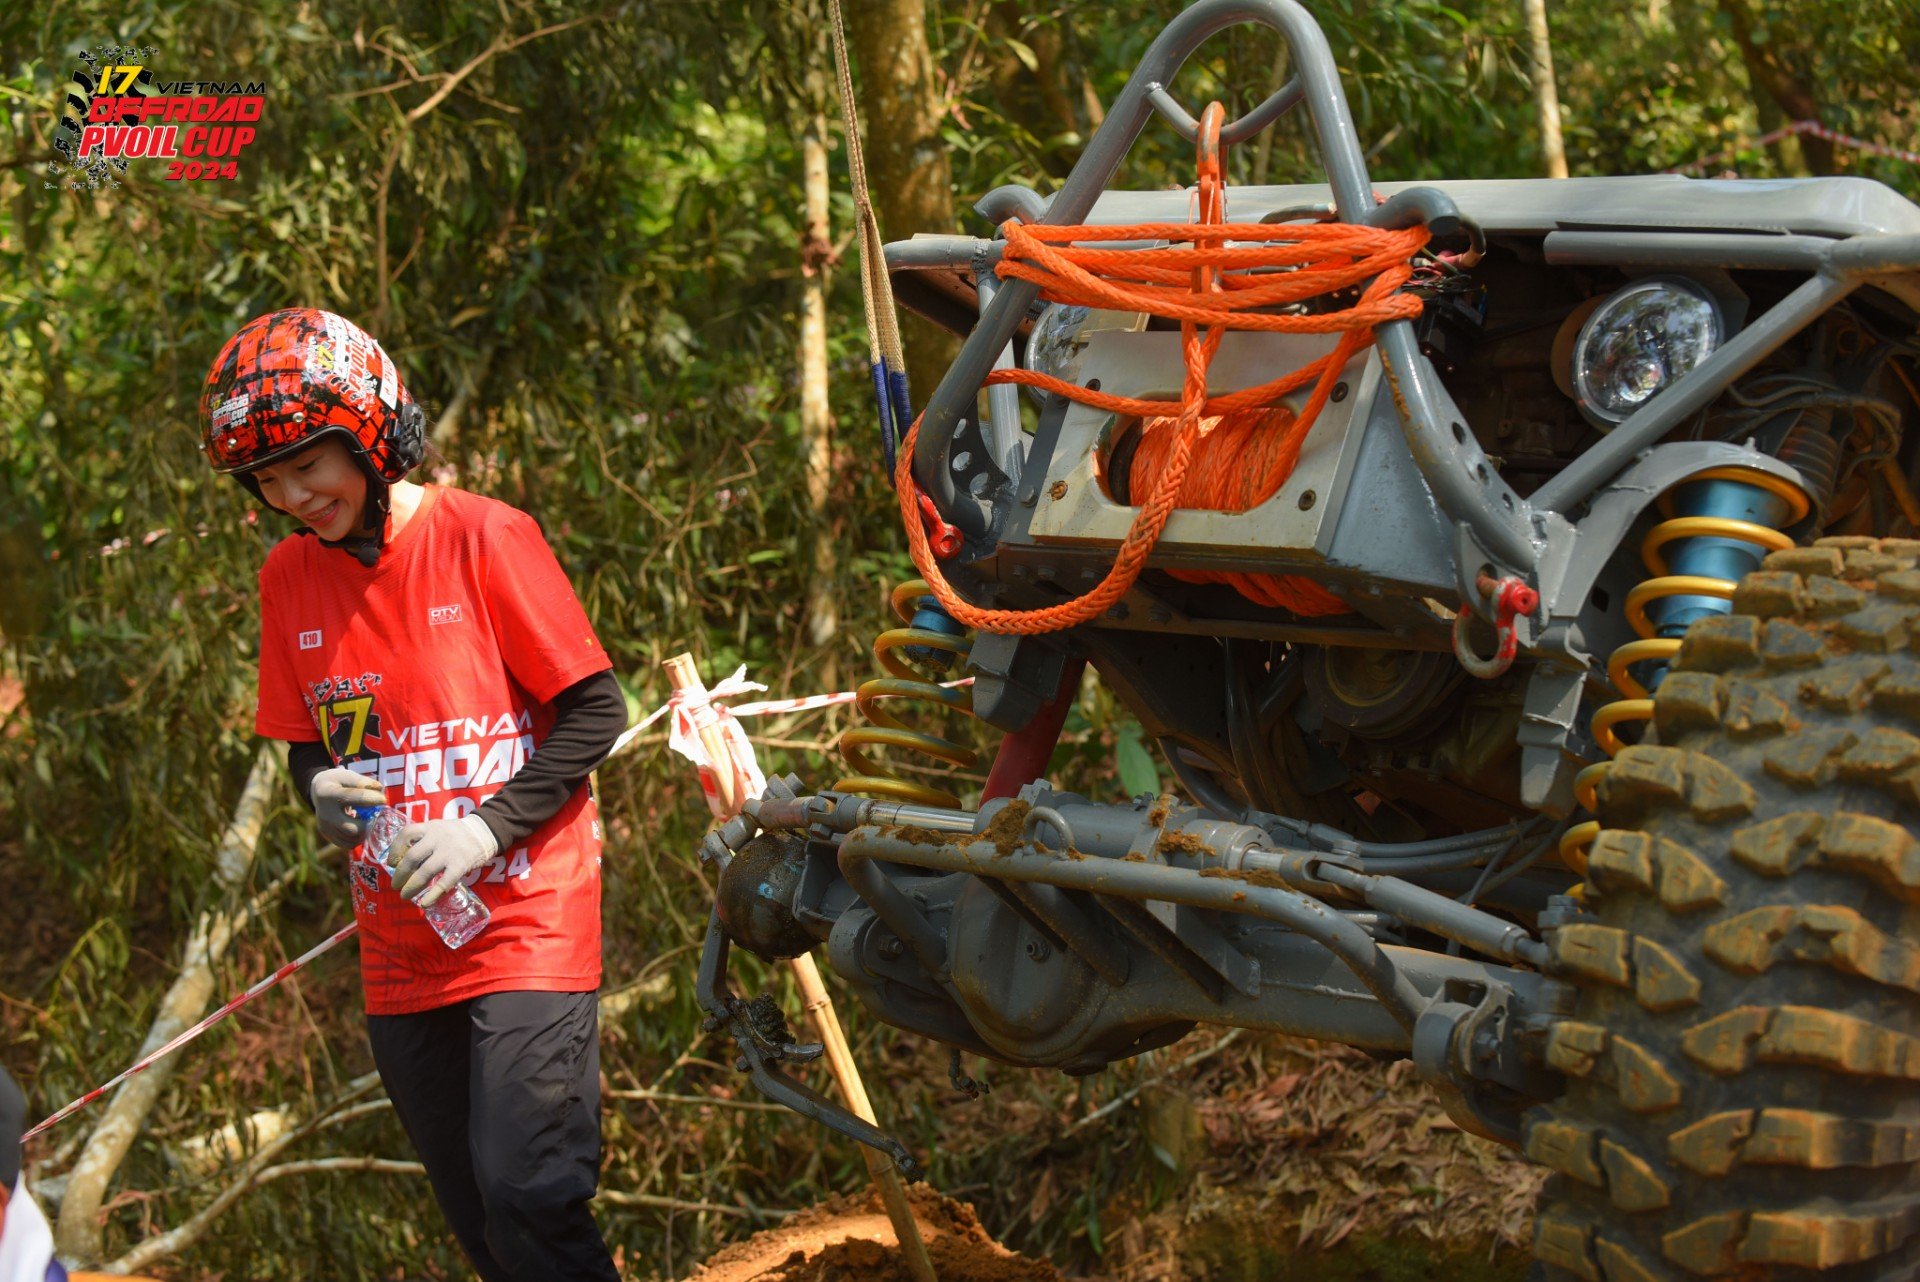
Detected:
left=1561, top=468, right=1811, bottom=872
left=834, top=579, right=980, bottom=808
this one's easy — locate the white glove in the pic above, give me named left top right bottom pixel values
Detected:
left=390, top=815, right=500, bottom=906
left=310, top=768, right=388, bottom=848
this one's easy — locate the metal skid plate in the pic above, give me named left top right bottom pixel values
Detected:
left=1026, top=330, right=1378, bottom=572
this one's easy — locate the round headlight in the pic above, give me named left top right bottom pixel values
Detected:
left=1023, top=302, right=1093, bottom=403
left=1571, top=277, right=1722, bottom=426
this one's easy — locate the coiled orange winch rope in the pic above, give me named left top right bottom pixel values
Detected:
left=1125, top=407, right=1349, bottom=616
left=897, top=102, right=1428, bottom=635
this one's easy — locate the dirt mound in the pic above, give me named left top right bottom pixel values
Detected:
left=686, top=1183, right=1060, bottom=1282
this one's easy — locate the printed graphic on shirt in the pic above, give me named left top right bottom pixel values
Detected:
left=307, top=671, right=385, bottom=765
left=352, top=859, right=383, bottom=917
left=254, top=486, right=610, bottom=1013
left=321, top=693, right=543, bottom=912
left=349, top=710, right=534, bottom=812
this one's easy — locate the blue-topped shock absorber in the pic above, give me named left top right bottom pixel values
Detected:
left=901, top=592, right=968, bottom=671
left=835, top=580, right=981, bottom=808
left=1562, top=467, right=1812, bottom=870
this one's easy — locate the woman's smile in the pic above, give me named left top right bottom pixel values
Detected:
left=251, top=437, right=370, bottom=540
left=303, top=499, right=345, bottom=532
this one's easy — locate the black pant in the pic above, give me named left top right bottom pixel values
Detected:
left=367, top=990, right=621, bottom=1282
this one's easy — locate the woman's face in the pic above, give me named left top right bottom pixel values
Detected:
left=250, top=437, right=370, bottom=541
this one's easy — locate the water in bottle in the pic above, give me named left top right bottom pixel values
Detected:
left=353, top=806, right=492, bottom=949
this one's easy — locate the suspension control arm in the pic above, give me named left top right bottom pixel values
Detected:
left=1250, top=856, right=1551, bottom=968
left=840, top=830, right=1428, bottom=1032
left=694, top=909, right=923, bottom=1178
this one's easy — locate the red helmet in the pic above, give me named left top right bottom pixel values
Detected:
left=200, top=309, right=424, bottom=498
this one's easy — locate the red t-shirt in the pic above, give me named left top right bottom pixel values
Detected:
left=255, top=485, right=612, bottom=1015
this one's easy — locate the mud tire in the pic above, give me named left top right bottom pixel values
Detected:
left=1528, top=538, right=1920, bottom=1281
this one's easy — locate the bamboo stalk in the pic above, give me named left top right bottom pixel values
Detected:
left=790, top=953, right=938, bottom=1282
left=663, top=653, right=740, bottom=814
left=668, top=652, right=936, bottom=1278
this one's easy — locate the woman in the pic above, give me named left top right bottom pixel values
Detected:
left=200, top=309, right=625, bottom=1282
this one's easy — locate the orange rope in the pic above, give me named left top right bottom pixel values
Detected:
left=899, top=103, right=1427, bottom=635
left=1126, top=407, right=1351, bottom=617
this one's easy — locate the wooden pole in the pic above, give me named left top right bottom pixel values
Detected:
left=664, top=653, right=937, bottom=1279
left=790, top=953, right=938, bottom=1282
left=663, top=653, right=739, bottom=814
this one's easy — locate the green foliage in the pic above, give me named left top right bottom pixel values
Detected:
left=931, top=0, right=1918, bottom=198
left=0, top=0, right=1915, bottom=1276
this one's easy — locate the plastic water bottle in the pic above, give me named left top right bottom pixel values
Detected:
left=354, top=806, right=492, bottom=949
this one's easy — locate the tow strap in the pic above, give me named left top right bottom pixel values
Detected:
left=825, top=0, right=914, bottom=485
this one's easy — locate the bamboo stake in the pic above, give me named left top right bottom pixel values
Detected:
left=790, top=953, right=937, bottom=1282
left=663, top=653, right=740, bottom=814
left=664, top=653, right=936, bottom=1279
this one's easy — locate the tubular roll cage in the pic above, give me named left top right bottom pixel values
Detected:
left=906, top=0, right=1920, bottom=633
left=695, top=0, right=1920, bottom=1175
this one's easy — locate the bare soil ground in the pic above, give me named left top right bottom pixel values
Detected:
left=683, top=1030, right=1542, bottom=1282
left=683, top=1028, right=1536, bottom=1282
left=686, top=1184, right=1061, bottom=1282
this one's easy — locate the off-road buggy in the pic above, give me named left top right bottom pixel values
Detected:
left=693, top=2, right=1920, bottom=1277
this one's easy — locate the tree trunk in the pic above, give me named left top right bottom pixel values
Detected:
left=1749, top=87, right=1813, bottom=178
left=1719, top=0, right=1833, bottom=174
left=800, top=113, right=840, bottom=672
left=1251, top=39, right=1289, bottom=186
left=984, top=3, right=1080, bottom=181
left=846, top=0, right=957, bottom=397
left=54, top=745, right=281, bottom=1264
left=1522, top=0, right=1570, bottom=179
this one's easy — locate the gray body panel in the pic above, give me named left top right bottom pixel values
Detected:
left=1061, top=175, right=1920, bottom=240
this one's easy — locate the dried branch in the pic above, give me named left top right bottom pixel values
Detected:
left=603, top=1089, right=789, bottom=1113
left=170, top=1096, right=393, bottom=1179
left=55, top=745, right=283, bottom=1264
left=403, top=14, right=603, bottom=124
left=250, top=1157, right=425, bottom=1186
left=100, top=1072, right=383, bottom=1275
left=593, top=1189, right=790, bottom=1219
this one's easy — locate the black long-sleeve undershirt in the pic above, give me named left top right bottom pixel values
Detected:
left=287, top=668, right=626, bottom=849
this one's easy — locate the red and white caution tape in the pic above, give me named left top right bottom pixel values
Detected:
left=1667, top=118, right=1920, bottom=175
left=607, top=669, right=971, bottom=759
left=664, top=665, right=771, bottom=820
left=25, top=921, right=361, bottom=1141
left=643, top=664, right=964, bottom=819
